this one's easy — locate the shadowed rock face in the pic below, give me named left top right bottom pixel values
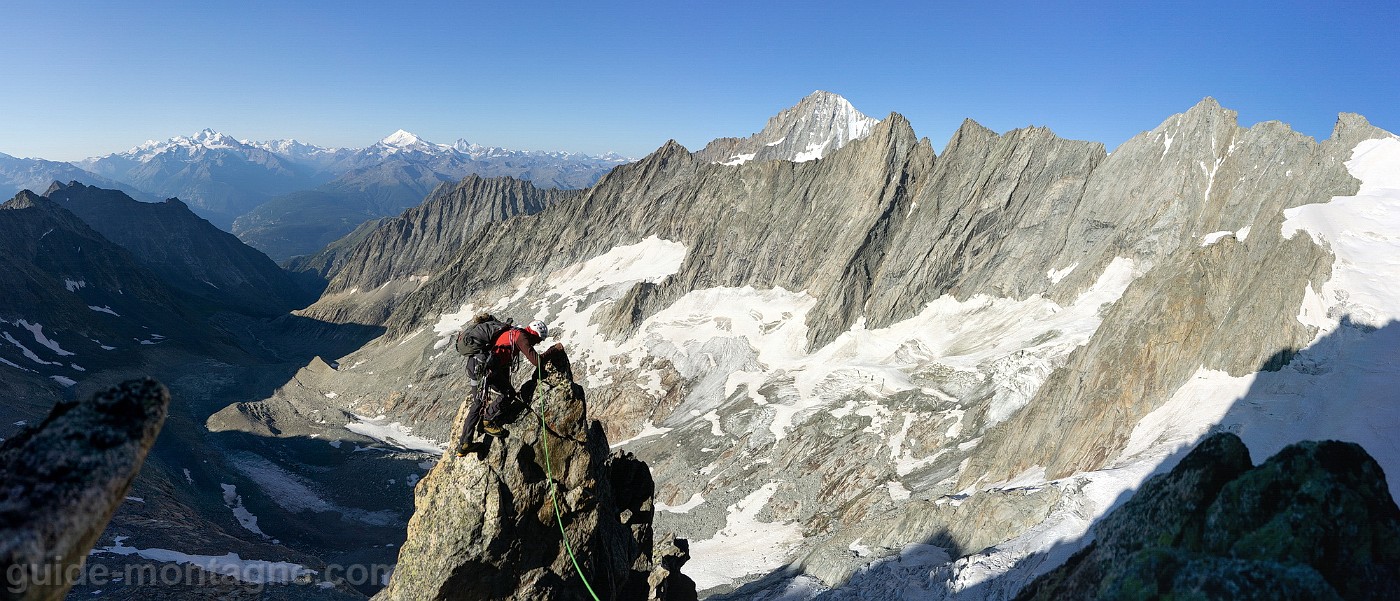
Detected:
left=0, top=378, right=170, bottom=601
left=375, top=358, right=693, bottom=601
left=1015, top=433, right=1400, bottom=600
left=44, top=181, right=313, bottom=317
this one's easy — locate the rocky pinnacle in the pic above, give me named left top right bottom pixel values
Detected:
left=375, top=357, right=694, bottom=601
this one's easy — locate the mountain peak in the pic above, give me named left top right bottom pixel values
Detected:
left=1181, top=96, right=1237, bottom=124
left=380, top=129, right=425, bottom=147
left=796, top=89, right=856, bottom=111
left=187, top=128, right=236, bottom=145
left=695, top=90, right=880, bottom=165
left=119, top=129, right=245, bottom=158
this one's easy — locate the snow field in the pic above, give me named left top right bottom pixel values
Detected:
left=419, top=227, right=1147, bottom=591
left=344, top=413, right=445, bottom=454
left=686, top=483, right=804, bottom=591
left=815, top=134, right=1400, bottom=599
left=417, top=136, right=1400, bottom=596
left=91, top=537, right=313, bottom=585
left=221, top=483, right=275, bottom=542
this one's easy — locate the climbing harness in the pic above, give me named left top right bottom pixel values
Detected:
left=536, top=360, right=602, bottom=601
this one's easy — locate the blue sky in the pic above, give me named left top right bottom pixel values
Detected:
left=3, top=1, right=1396, bottom=161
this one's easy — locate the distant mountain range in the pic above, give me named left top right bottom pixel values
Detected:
left=74, top=129, right=327, bottom=230
left=3, top=91, right=875, bottom=263
left=231, top=131, right=629, bottom=260
left=53, top=129, right=627, bottom=259
left=2, top=132, right=620, bottom=253
left=0, top=151, right=153, bottom=203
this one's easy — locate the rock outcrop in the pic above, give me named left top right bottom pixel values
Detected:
left=375, top=357, right=693, bottom=601
left=0, top=378, right=171, bottom=601
left=1015, top=433, right=1400, bottom=600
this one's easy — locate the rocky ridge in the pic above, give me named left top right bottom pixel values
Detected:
left=43, top=181, right=313, bottom=317
left=375, top=357, right=694, bottom=600
left=299, top=176, right=580, bottom=326
left=1, top=378, right=170, bottom=601
left=213, top=97, right=1400, bottom=597
left=960, top=103, right=1386, bottom=486
left=1015, top=432, right=1400, bottom=600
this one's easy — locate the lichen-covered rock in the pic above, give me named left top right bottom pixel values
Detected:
left=1202, top=440, right=1400, bottom=600
left=1015, top=433, right=1400, bottom=600
left=374, top=358, right=690, bottom=601
left=0, top=378, right=170, bottom=601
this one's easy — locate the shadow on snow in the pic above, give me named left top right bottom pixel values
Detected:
left=711, top=316, right=1400, bottom=600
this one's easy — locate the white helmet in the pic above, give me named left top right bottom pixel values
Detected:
left=526, top=320, right=548, bottom=339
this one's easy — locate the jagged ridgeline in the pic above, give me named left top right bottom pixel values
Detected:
left=288, top=92, right=1400, bottom=598
left=7, top=91, right=1396, bottom=600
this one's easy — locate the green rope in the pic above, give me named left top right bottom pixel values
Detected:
left=537, top=359, right=602, bottom=601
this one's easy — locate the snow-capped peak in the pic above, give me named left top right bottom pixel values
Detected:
left=191, top=129, right=240, bottom=149
left=703, top=90, right=880, bottom=166
left=380, top=130, right=425, bottom=147
left=110, top=129, right=249, bottom=162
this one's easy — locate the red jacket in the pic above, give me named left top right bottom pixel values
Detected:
left=492, top=328, right=543, bottom=368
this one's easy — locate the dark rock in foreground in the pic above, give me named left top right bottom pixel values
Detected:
left=374, top=357, right=693, bottom=601
left=1016, top=432, right=1400, bottom=600
left=0, top=378, right=170, bottom=601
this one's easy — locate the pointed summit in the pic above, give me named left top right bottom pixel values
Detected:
left=695, top=90, right=880, bottom=165
left=380, top=129, right=424, bottom=147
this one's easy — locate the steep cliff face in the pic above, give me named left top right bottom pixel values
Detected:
left=375, top=359, right=693, bottom=601
left=382, top=112, right=933, bottom=345
left=1, top=379, right=170, bottom=601
left=959, top=105, right=1389, bottom=487
left=298, top=176, right=579, bottom=327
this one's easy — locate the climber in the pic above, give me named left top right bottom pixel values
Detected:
left=457, top=319, right=565, bottom=455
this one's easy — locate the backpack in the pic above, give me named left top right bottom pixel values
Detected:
left=454, top=317, right=511, bottom=357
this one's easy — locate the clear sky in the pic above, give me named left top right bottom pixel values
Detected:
left=2, top=0, right=1396, bottom=161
